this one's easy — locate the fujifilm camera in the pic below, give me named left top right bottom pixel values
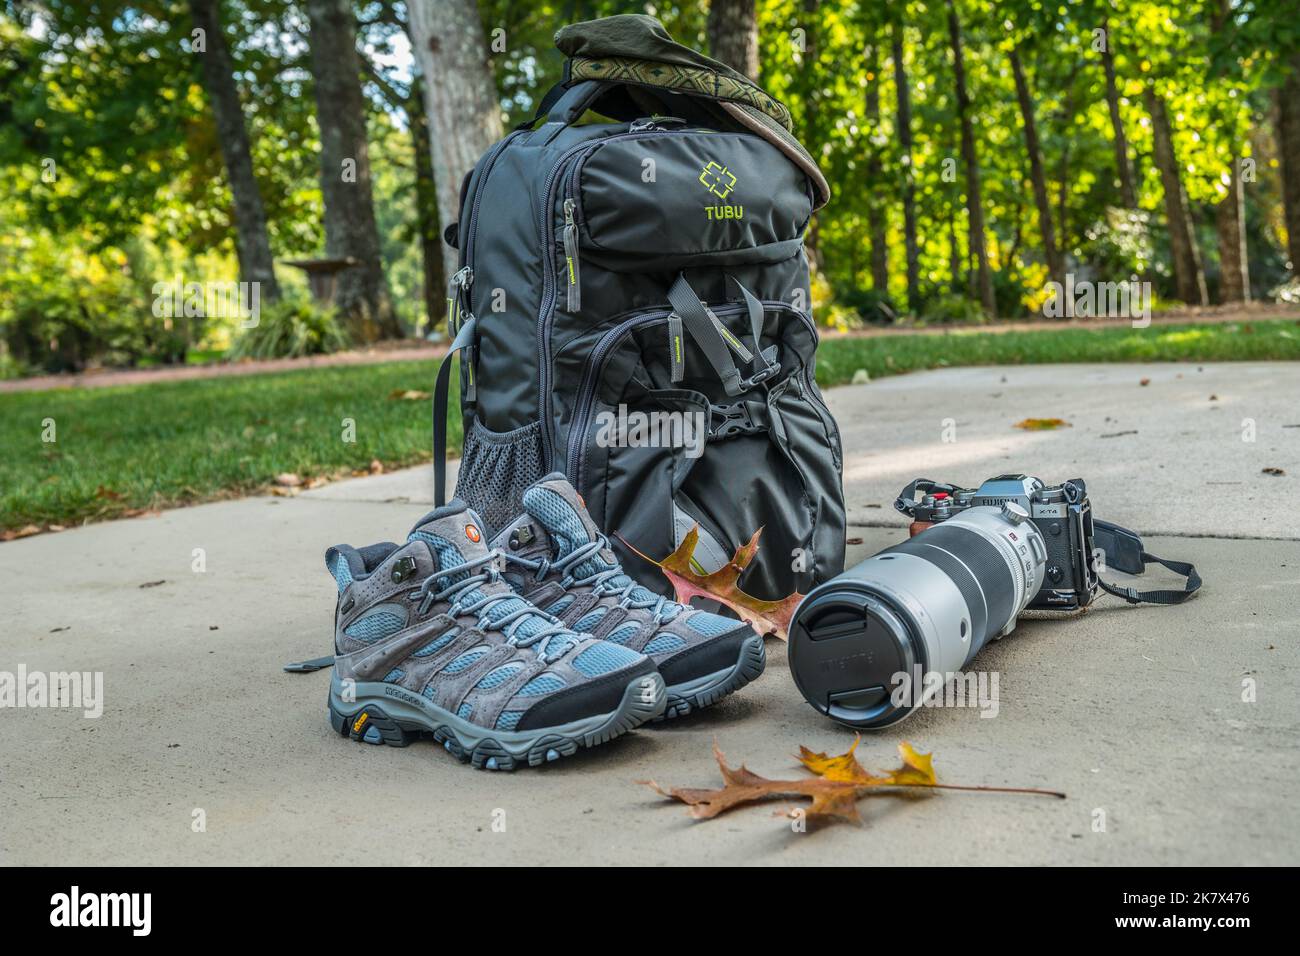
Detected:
left=894, top=475, right=1103, bottom=611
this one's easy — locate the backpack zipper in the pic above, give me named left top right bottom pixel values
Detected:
left=535, top=127, right=704, bottom=469
left=562, top=198, right=580, bottom=313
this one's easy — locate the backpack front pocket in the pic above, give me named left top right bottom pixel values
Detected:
left=559, top=299, right=840, bottom=598
left=565, top=129, right=813, bottom=276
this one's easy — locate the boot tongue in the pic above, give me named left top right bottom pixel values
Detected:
left=521, top=474, right=617, bottom=576
left=409, top=499, right=580, bottom=657
left=408, top=499, right=494, bottom=573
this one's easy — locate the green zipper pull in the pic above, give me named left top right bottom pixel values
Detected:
left=562, top=198, right=581, bottom=313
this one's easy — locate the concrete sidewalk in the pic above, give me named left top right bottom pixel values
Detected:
left=2, top=362, right=1297, bottom=865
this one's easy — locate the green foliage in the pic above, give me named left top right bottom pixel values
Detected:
left=227, top=298, right=350, bottom=361
left=1, top=0, right=1297, bottom=377
left=918, top=292, right=987, bottom=325
left=0, top=226, right=218, bottom=372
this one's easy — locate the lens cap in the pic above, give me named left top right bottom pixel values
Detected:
left=788, top=588, right=921, bottom=728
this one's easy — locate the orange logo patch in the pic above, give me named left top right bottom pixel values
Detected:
left=465, top=524, right=481, bottom=543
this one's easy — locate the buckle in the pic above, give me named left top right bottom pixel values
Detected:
left=709, top=400, right=764, bottom=440
left=737, top=361, right=779, bottom=391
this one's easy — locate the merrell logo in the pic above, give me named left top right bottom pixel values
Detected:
left=704, top=204, right=744, bottom=221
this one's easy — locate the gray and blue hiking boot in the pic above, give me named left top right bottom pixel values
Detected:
left=323, top=499, right=665, bottom=770
left=490, top=475, right=766, bottom=721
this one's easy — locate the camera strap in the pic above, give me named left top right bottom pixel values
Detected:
left=1097, top=549, right=1202, bottom=606
left=1092, top=518, right=1201, bottom=605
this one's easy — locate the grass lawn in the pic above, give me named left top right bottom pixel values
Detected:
left=1, top=362, right=461, bottom=532
left=3, top=319, right=1298, bottom=532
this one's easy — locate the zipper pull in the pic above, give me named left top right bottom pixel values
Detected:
left=562, top=198, right=581, bottom=313
left=667, top=313, right=685, bottom=383
left=444, top=267, right=473, bottom=333
left=629, top=116, right=687, bottom=133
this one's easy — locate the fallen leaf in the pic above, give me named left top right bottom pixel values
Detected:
left=274, top=472, right=301, bottom=487
left=369, top=459, right=384, bottom=474
left=621, top=525, right=803, bottom=640
left=643, top=741, right=869, bottom=824
left=269, top=486, right=300, bottom=497
left=94, top=485, right=124, bottom=501
left=1140, top=377, right=1151, bottom=386
left=645, top=738, right=1061, bottom=830
left=389, top=388, right=431, bottom=401
left=846, top=536, right=864, bottom=545
left=304, top=476, right=330, bottom=490
left=1, top=524, right=42, bottom=541
left=1263, top=467, right=1286, bottom=476
left=1209, top=394, right=1219, bottom=401
left=138, top=580, right=166, bottom=589
left=1013, top=418, right=1071, bottom=431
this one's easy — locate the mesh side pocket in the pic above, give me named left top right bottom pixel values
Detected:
left=455, top=418, right=544, bottom=536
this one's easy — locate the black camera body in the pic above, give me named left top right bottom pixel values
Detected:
left=895, top=475, right=1099, bottom=611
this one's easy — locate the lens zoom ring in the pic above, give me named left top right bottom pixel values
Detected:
left=885, top=524, right=1016, bottom=649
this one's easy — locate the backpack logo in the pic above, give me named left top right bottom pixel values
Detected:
left=699, top=161, right=743, bottom=220
left=698, top=161, right=737, bottom=199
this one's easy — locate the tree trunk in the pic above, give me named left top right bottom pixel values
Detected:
left=1010, top=44, right=1063, bottom=287
left=1145, top=85, right=1209, bottom=305
left=305, top=0, right=398, bottom=341
left=1100, top=18, right=1138, bottom=209
left=1275, top=58, right=1300, bottom=274
left=407, top=0, right=504, bottom=294
left=706, top=0, right=759, bottom=81
left=945, top=0, right=995, bottom=316
left=1209, top=0, right=1248, bottom=302
left=408, top=66, right=446, bottom=333
left=1057, top=89, right=1074, bottom=256
left=947, top=198, right=964, bottom=293
left=864, top=43, right=888, bottom=294
left=1215, top=164, right=1250, bottom=302
left=189, top=0, right=279, bottom=301
left=891, top=21, right=920, bottom=313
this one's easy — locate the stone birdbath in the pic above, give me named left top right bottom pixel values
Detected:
left=281, top=257, right=359, bottom=305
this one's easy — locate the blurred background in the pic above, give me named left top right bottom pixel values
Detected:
left=5, top=0, right=1300, bottom=537
left=2, top=0, right=1298, bottom=378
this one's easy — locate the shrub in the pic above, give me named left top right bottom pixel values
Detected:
left=227, top=297, right=350, bottom=360
left=918, top=293, right=987, bottom=325
left=836, top=286, right=900, bottom=324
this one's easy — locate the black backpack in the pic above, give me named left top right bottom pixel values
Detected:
left=433, top=15, right=845, bottom=600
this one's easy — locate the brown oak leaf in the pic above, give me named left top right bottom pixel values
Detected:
left=620, top=524, right=803, bottom=640
left=644, top=738, right=1061, bottom=830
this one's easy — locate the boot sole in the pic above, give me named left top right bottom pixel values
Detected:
left=327, top=670, right=666, bottom=771
left=656, top=632, right=766, bottom=721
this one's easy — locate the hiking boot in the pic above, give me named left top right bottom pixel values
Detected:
left=323, top=500, right=665, bottom=770
left=491, top=474, right=765, bottom=721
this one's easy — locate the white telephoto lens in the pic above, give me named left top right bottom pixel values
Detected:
left=789, top=506, right=1047, bottom=728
